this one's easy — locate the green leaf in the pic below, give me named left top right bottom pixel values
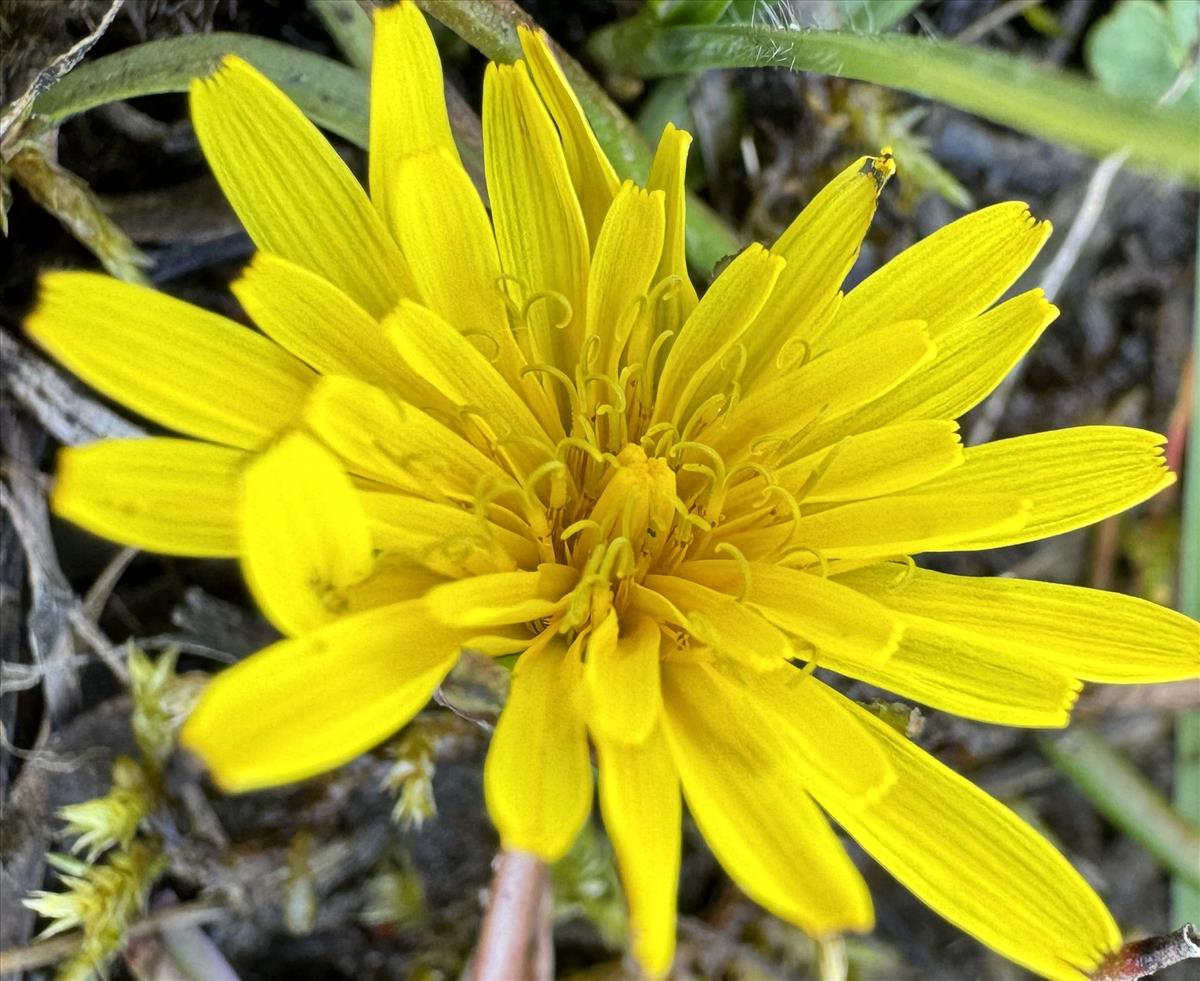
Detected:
left=1173, top=169, right=1200, bottom=929
left=31, top=33, right=371, bottom=149
left=587, top=15, right=1200, bottom=182
left=309, top=0, right=374, bottom=72
left=1085, top=0, right=1197, bottom=106
left=1167, top=0, right=1200, bottom=49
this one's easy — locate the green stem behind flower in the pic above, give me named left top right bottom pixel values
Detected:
left=1042, top=726, right=1200, bottom=891
left=586, top=13, right=1200, bottom=184
left=1173, top=211, right=1200, bottom=926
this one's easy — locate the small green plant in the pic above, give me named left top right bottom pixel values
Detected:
left=1086, top=0, right=1200, bottom=106
left=22, top=647, right=201, bottom=979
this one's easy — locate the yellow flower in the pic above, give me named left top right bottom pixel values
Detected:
left=25, top=3, right=1199, bottom=978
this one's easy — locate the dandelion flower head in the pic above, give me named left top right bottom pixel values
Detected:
left=26, top=3, right=1200, bottom=978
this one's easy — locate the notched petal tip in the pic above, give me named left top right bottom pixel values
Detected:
left=1016, top=202, right=1053, bottom=238
left=190, top=53, right=254, bottom=96
left=1056, top=679, right=1085, bottom=727
left=515, top=22, right=542, bottom=46
left=1136, top=429, right=1176, bottom=485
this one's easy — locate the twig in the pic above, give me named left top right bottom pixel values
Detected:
left=468, top=849, right=552, bottom=981
left=0, top=901, right=224, bottom=974
left=1091, top=923, right=1200, bottom=981
left=124, top=890, right=240, bottom=981
left=0, top=332, right=145, bottom=446
left=0, top=0, right=125, bottom=146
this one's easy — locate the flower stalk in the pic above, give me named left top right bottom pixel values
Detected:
left=469, top=850, right=553, bottom=981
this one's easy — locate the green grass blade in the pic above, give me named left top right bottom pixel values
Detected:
left=31, top=34, right=371, bottom=149
left=587, top=17, right=1200, bottom=182
left=1172, top=208, right=1200, bottom=927
left=310, top=0, right=375, bottom=73
left=1043, top=727, right=1200, bottom=891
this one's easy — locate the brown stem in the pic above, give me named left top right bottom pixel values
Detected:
left=468, top=849, right=552, bottom=981
left=1092, top=924, right=1200, bottom=981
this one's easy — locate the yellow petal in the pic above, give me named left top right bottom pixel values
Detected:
left=772, top=419, right=964, bottom=505
left=595, top=726, right=681, bottom=977
left=819, top=289, right=1058, bottom=441
left=824, top=202, right=1051, bottom=346
left=913, top=427, right=1175, bottom=550
left=191, top=56, right=408, bottom=318
left=787, top=493, right=1030, bottom=559
left=303, top=376, right=510, bottom=502
left=424, top=569, right=568, bottom=629
left=585, top=610, right=662, bottom=744
left=361, top=491, right=538, bottom=576
left=28, top=272, right=312, bottom=450
left=483, top=60, right=589, bottom=372
left=518, top=25, right=620, bottom=247
left=384, top=300, right=555, bottom=474
left=388, top=148, right=567, bottom=435
left=739, top=665, right=896, bottom=804
left=341, top=555, right=449, bottom=613
left=642, top=574, right=793, bottom=668
left=839, top=564, right=1200, bottom=684
left=660, top=659, right=874, bottom=935
left=653, top=243, right=786, bottom=426
left=588, top=182, right=665, bottom=375
left=369, top=1, right=460, bottom=235
left=53, top=438, right=244, bottom=557
left=232, top=252, right=408, bottom=389
left=484, top=638, right=593, bottom=861
left=645, top=124, right=699, bottom=323
left=180, top=600, right=461, bottom=791
left=240, top=433, right=374, bottom=636
left=710, top=320, right=935, bottom=459
left=819, top=619, right=1081, bottom=727
left=743, top=152, right=894, bottom=383
left=676, top=561, right=901, bottom=664
left=389, top=148, right=506, bottom=336
left=811, top=697, right=1121, bottom=979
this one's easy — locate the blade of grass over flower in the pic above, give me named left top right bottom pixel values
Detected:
left=1042, top=726, right=1200, bottom=892
left=416, top=0, right=741, bottom=274
left=586, top=16, right=1200, bottom=182
left=31, top=34, right=371, bottom=148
